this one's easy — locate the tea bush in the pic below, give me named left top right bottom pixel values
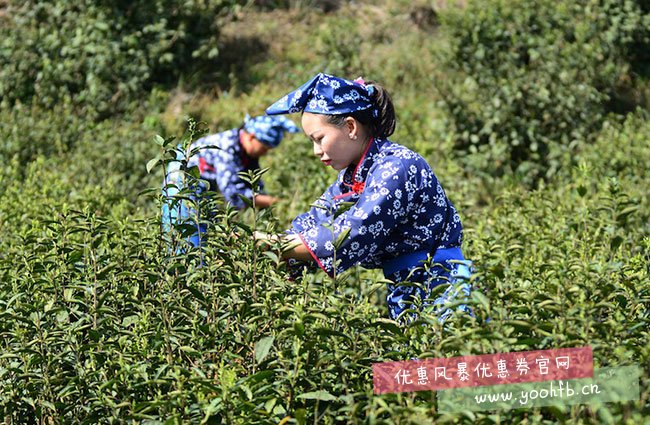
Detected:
left=1, top=110, right=648, bottom=423
left=0, top=0, right=242, bottom=116
left=436, top=0, right=650, bottom=181
left=0, top=100, right=163, bottom=201
left=0, top=101, right=89, bottom=166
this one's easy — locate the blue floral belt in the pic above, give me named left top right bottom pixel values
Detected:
left=382, top=247, right=465, bottom=277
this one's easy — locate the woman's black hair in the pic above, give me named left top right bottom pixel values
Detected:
left=326, top=81, right=396, bottom=138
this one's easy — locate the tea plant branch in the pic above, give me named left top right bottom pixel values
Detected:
left=240, top=167, right=271, bottom=302
left=81, top=210, right=101, bottom=331
left=252, top=231, right=310, bottom=262
left=33, top=312, right=58, bottom=420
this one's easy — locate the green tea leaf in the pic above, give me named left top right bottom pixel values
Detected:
left=254, top=335, right=274, bottom=364
left=297, top=390, right=337, bottom=401
left=146, top=155, right=161, bottom=174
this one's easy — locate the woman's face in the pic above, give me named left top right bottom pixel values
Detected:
left=301, top=112, right=365, bottom=171
left=241, top=131, right=271, bottom=158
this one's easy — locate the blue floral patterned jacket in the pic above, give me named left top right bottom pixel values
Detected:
left=186, top=129, right=264, bottom=209
left=288, top=137, right=463, bottom=278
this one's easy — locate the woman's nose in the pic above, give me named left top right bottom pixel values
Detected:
left=313, top=143, right=322, bottom=156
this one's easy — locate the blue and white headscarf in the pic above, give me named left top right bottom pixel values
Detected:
left=243, top=115, right=300, bottom=147
left=265, top=73, right=378, bottom=117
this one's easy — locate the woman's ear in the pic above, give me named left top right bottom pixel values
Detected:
left=241, top=131, right=253, bottom=144
left=240, top=131, right=254, bottom=153
left=345, top=117, right=358, bottom=140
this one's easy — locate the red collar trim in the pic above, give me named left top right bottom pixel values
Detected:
left=333, top=138, right=373, bottom=200
left=238, top=130, right=251, bottom=168
left=352, top=137, right=374, bottom=181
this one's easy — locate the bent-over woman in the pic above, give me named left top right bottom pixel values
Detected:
left=256, top=73, right=473, bottom=322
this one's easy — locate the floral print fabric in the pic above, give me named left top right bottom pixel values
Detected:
left=161, top=129, right=264, bottom=248
left=287, top=138, right=470, bottom=320
left=387, top=258, right=473, bottom=322
left=265, top=73, right=378, bottom=117
left=186, top=128, right=263, bottom=210
left=243, top=114, right=299, bottom=147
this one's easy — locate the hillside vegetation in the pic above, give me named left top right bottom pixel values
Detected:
left=0, top=0, right=648, bottom=423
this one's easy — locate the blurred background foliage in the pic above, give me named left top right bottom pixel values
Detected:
left=0, top=0, right=243, bottom=117
left=0, top=0, right=648, bottom=423
left=437, top=0, right=650, bottom=183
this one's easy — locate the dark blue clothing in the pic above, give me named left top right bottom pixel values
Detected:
left=186, top=129, right=263, bottom=210
left=162, top=129, right=263, bottom=248
left=289, top=138, right=463, bottom=275
left=287, top=138, right=471, bottom=321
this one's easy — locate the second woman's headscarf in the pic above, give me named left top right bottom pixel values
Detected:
left=243, top=114, right=300, bottom=147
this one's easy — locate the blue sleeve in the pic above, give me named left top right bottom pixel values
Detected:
left=214, top=151, right=255, bottom=210
left=289, top=196, right=332, bottom=233
left=285, top=182, right=341, bottom=277
left=295, top=156, right=418, bottom=277
left=287, top=178, right=341, bottom=235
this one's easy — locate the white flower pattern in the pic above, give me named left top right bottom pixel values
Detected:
left=285, top=137, right=470, bottom=322
left=180, top=129, right=263, bottom=210
left=289, top=138, right=463, bottom=275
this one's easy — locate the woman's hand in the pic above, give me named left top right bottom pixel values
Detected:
left=253, top=230, right=276, bottom=249
left=253, top=194, right=279, bottom=208
left=253, top=231, right=313, bottom=262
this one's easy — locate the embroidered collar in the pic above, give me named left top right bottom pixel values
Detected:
left=334, top=138, right=384, bottom=200
left=237, top=129, right=254, bottom=169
